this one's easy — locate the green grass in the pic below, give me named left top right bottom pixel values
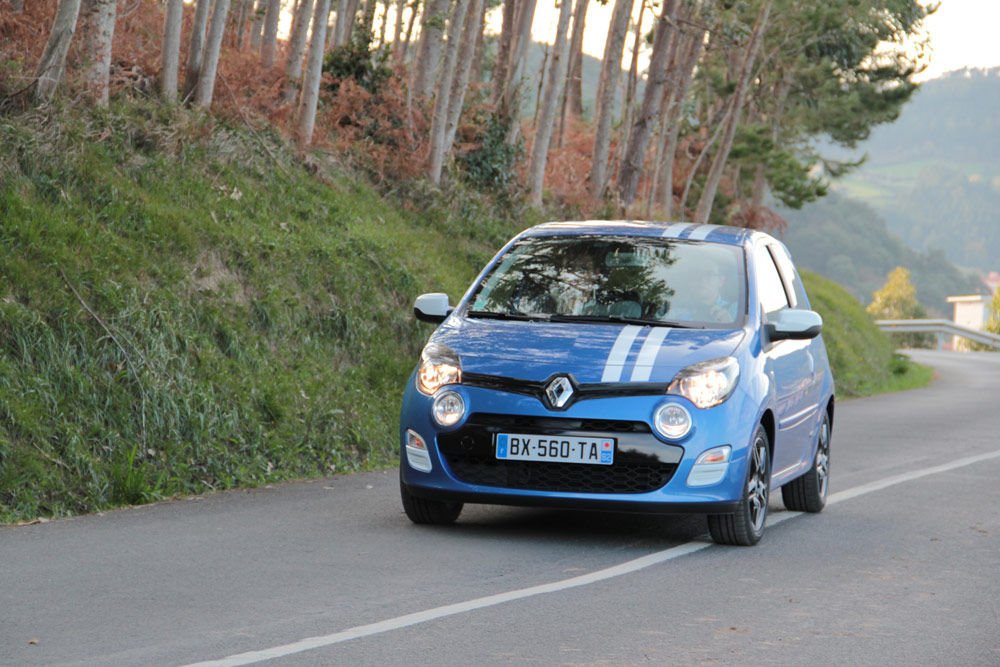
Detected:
left=0, top=103, right=928, bottom=523
left=802, top=271, right=932, bottom=397
left=0, top=102, right=536, bottom=522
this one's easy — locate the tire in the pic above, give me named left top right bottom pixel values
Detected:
left=708, top=425, right=771, bottom=546
left=400, top=480, right=463, bottom=525
left=781, top=412, right=831, bottom=513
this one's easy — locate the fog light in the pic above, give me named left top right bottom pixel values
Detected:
left=687, top=445, right=731, bottom=487
left=405, top=429, right=432, bottom=472
left=654, top=403, right=692, bottom=440
left=432, top=391, right=466, bottom=427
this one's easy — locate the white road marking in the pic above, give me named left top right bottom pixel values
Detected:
left=630, top=327, right=670, bottom=382
left=600, top=325, right=641, bottom=382
left=185, top=448, right=1000, bottom=667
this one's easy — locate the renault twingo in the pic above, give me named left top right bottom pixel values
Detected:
left=399, top=221, right=834, bottom=545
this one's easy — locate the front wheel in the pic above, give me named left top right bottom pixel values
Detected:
left=400, top=479, right=463, bottom=525
left=781, top=412, right=831, bottom=513
left=708, top=425, right=770, bottom=546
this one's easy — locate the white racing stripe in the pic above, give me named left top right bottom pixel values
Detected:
left=629, top=327, right=670, bottom=382
left=685, top=224, right=719, bottom=241
left=185, top=449, right=1000, bottom=667
left=660, top=222, right=694, bottom=237
left=600, top=325, right=641, bottom=382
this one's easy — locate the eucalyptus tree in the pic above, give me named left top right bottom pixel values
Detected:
left=616, top=0, right=680, bottom=208
left=589, top=0, right=633, bottom=197
left=298, top=0, right=334, bottom=146
left=428, top=0, right=472, bottom=183
left=81, top=0, right=117, bottom=106
left=34, top=0, right=83, bottom=103
left=411, top=0, right=451, bottom=99
left=161, top=0, right=184, bottom=101
left=183, top=0, right=213, bottom=100
left=528, top=0, right=575, bottom=206
left=260, top=0, right=282, bottom=67
left=692, top=0, right=772, bottom=224
left=194, top=0, right=232, bottom=108
left=284, top=0, right=316, bottom=101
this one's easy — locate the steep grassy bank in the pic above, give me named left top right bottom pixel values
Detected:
left=0, top=106, right=925, bottom=522
left=802, top=271, right=931, bottom=396
left=0, top=103, right=534, bottom=521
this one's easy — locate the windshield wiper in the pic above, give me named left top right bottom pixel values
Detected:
left=548, top=314, right=700, bottom=329
left=466, top=310, right=551, bottom=322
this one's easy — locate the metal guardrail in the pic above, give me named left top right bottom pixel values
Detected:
left=875, top=319, right=1000, bottom=349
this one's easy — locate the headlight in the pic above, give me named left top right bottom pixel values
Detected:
left=654, top=403, right=692, bottom=440
left=668, top=357, right=739, bottom=409
left=432, top=391, right=466, bottom=426
left=416, top=343, right=462, bottom=395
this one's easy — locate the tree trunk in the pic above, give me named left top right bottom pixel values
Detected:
left=528, top=0, right=574, bottom=206
left=391, top=0, right=407, bottom=62
left=616, top=0, right=679, bottom=209
left=183, top=0, right=213, bottom=101
left=410, top=0, right=451, bottom=100
left=588, top=0, right=632, bottom=198
left=500, top=0, right=538, bottom=146
left=400, top=0, right=420, bottom=62
left=491, top=0, right=517, bottom=105
left=80, top=0, right=116, bottom=107
left=194, top=0, right=232, bottom=108
left=444, top=0, right=483, bottom=151
left=260, top=0, right=281, bottom=67
left=693, top=0, right=772, bottom=225
left=34, top=0, right=83, bottom=104
left=657, top=25, right=704, bottom=216
left=428, top=0, right=472, bottom=184
left=679, top=97, right=732, bottom=214
left=332, top=0, right=357, bottom=46
left=161, top=0, right=184, bottom=101
left=235, top=0, right=252, bottom=49
left=250, top=0, right=266, bottom=50
left=298, top=0, right=333, bottom=146
left=565, top=0, right=588, bottom=117
left=284, top=0, right=314, bottom=101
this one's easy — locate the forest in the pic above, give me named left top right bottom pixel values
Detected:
left=2, top=0, right=932, bottom=223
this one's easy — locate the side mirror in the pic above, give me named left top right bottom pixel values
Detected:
left=414, top=293, right=452, bottom=324
left=765, top=309, right=823, bottom=342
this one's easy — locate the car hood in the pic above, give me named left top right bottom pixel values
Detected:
left=430, top=317, right=746, bottom=384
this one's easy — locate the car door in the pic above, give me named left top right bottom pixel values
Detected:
left=754, top=242, right=819, bottom=484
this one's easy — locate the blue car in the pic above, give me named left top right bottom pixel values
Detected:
left=399, top=221, right=834, bottom=545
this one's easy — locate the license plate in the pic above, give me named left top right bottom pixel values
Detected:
left=495, top=433, right=616, bottom=465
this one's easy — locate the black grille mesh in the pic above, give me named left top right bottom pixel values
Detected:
left=439, top=414, right=676, bottom=494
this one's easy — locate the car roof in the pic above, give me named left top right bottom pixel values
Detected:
left=519, top=221, right=762, bottom=247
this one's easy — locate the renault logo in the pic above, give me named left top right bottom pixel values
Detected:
left=544, top=375, right=575, bottom=409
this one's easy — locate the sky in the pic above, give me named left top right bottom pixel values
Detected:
left=916, top=0, right=1000, bottom=79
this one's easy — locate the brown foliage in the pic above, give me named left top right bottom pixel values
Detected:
left=320, top=74, right=428, bottom=183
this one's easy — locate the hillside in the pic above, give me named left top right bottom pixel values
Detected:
left=0, top=105, right=928, bottom=523
left=777, top=192, right=983, bottom=314
left=832, top=68, right=1000, bottom=271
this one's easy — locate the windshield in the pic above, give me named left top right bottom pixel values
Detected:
left=469, top=235, right=745, bottom=328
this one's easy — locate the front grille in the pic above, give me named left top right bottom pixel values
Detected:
left=444, top=455, right=676, bottom=494
left=438, top=413, right=678, bottom=494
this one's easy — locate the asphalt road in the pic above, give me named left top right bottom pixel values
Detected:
left=2, top=350, right=999, bottom=666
